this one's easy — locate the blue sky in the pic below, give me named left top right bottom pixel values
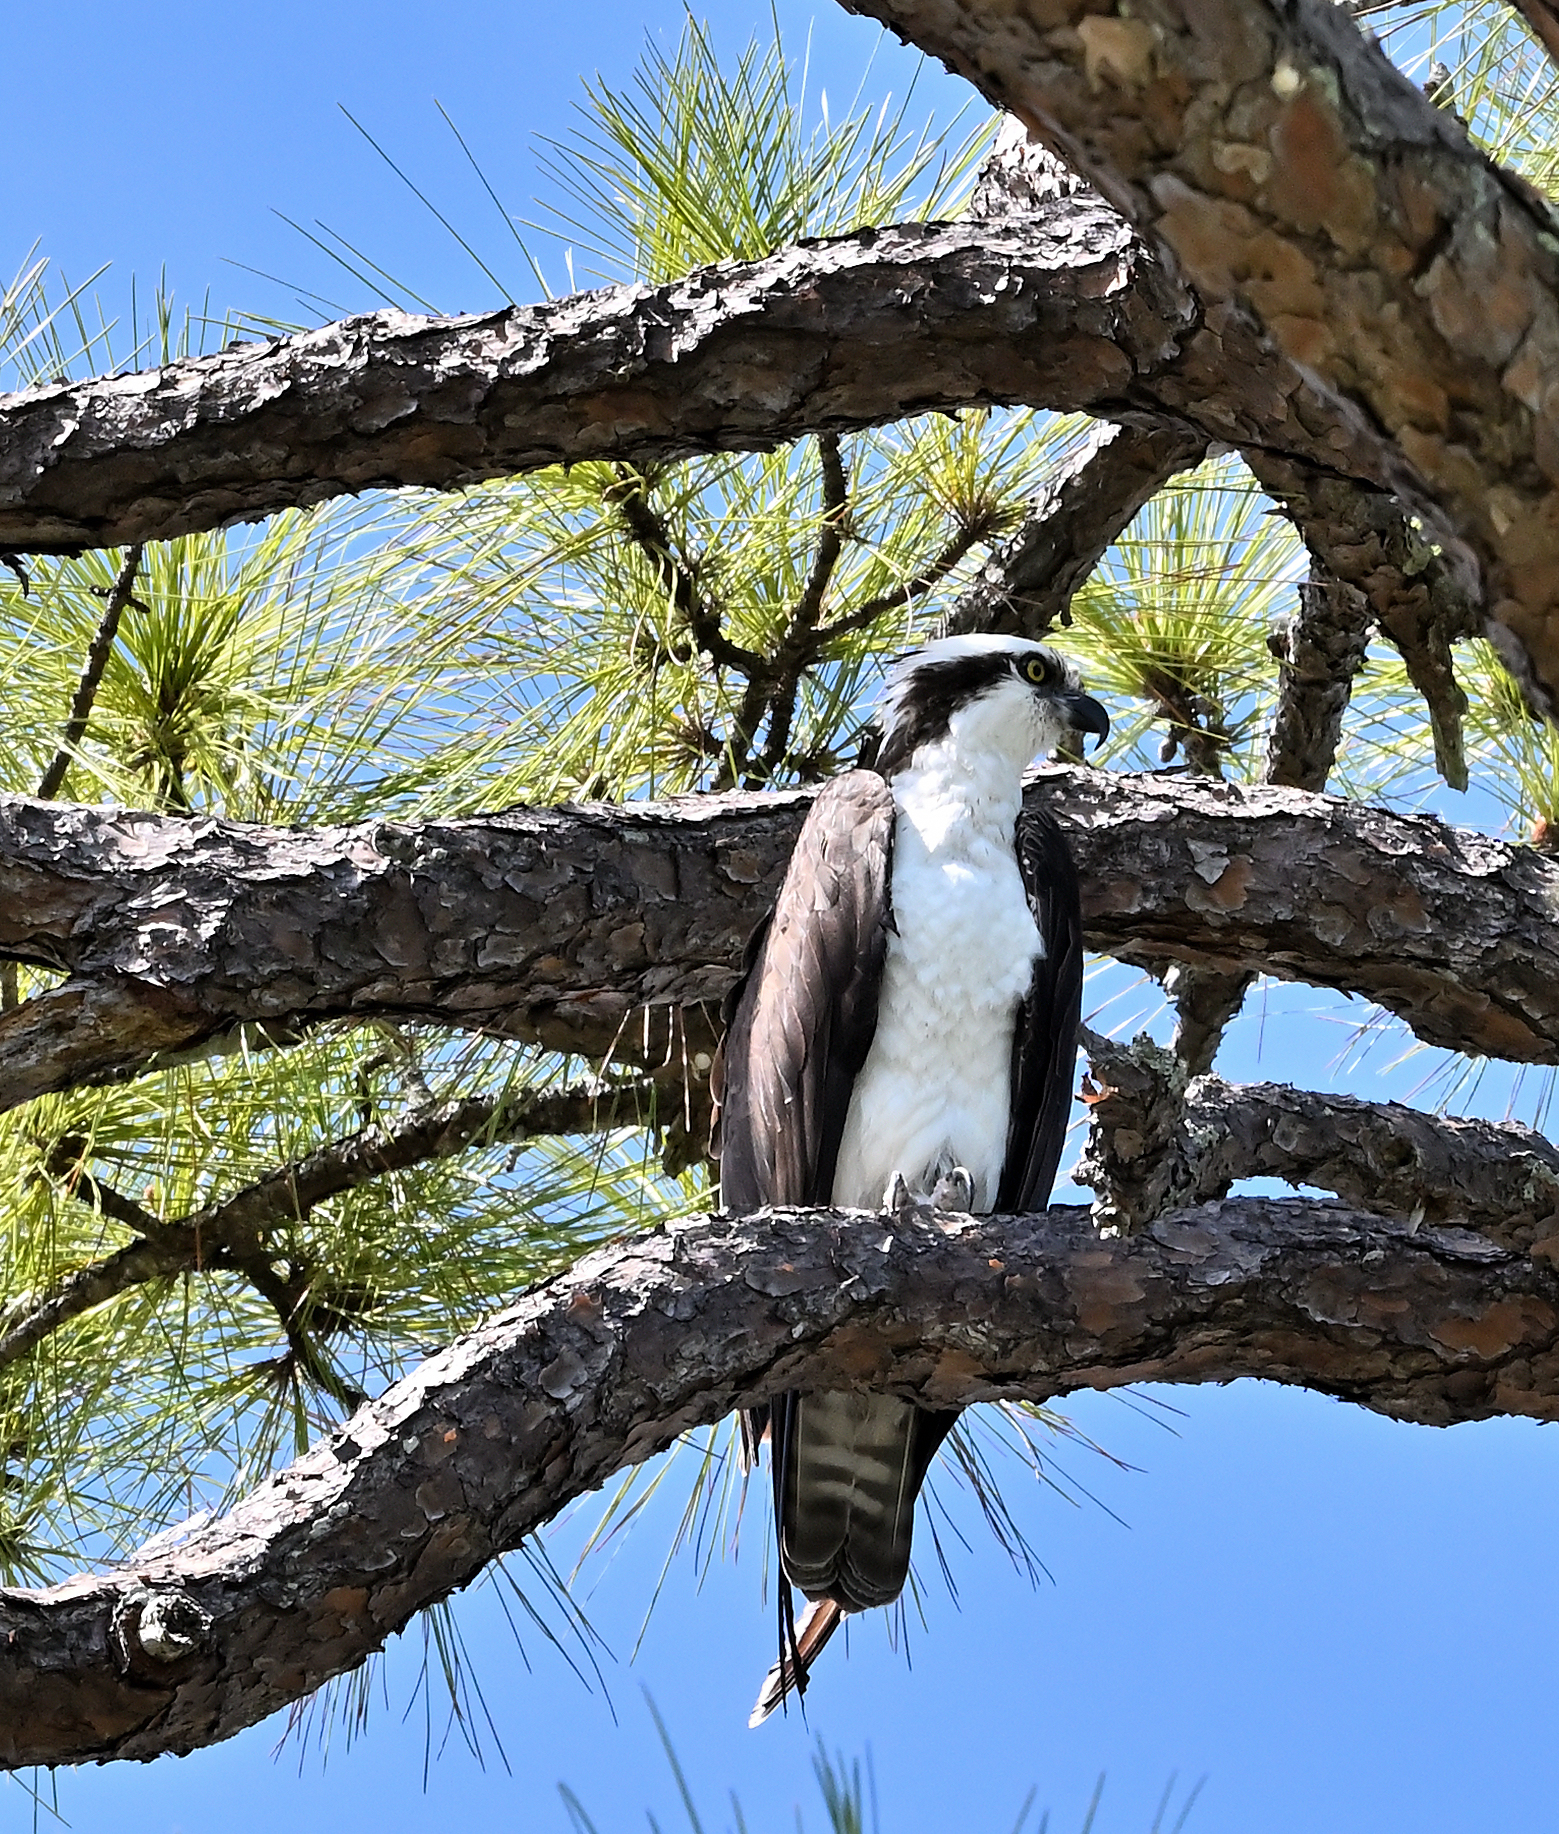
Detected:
left=6, top=4, right=1559, bottom=1832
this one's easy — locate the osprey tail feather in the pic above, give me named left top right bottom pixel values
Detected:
left=776, top=1391, right=957, bottom=1611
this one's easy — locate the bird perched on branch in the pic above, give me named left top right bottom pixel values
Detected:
left=713, top=634, right=1109, bottom=1724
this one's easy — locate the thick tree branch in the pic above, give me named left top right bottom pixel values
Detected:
left=1186, top=1078, right=1559, bottom=1248
left=0, top=211, right=1201, bottom=555
left=3, top=1195, right=1557, bottom=1767
left=1246, top=452, right=1480, bottom=787
left=1264, top=565, right=1372, bottom=792
left=0, top=192, right=1482, bottom=731
left=1076, top=1028, right=1559, bottom=1246
left=0, top=770, right=1555, bottom=1111
left=0, top=1085, right=643, bottom=1372
left=853, top=0, right=1559, bottom=712
left=0, top=188, right=1499, bottom=748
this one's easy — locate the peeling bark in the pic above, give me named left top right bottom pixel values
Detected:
left=0, top=769, right=1555, bottom=1111
left=3, top=1194, right=1556, bottom=1768
left=854, top=0, right=1559, bottom=714
left=0, top=211, right=1198, bottom=554
left=1076, top=1028, right=1559, bottom=1248
left=1264, top=565, right=1372, bottom=793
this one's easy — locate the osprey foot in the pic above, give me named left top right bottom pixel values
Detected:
left=882, top=1168, right=975, bottom=1223
left=930, top=1165, right=975, bottom=1212
left=883, top=1171, right=929, bottom=1218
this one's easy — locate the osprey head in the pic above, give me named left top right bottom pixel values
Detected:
left=873, top=635, right=1110, bottom=778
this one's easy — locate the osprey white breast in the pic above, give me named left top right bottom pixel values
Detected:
left=830, top=688, right=1045, bottom=1213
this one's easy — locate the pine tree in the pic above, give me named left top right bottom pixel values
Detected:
left=2, top=0, right=1558, bottom=1783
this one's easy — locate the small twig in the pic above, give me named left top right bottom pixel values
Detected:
left=234, top=1255, right=367, bottom=1411
left=740, top=438, right=859, bottom=785
left=814, top=523, right=986, bottom=643
left=36, top=544, right=144, bottom=801
left=790, top=433, right=849, bottom=639
left=610, top=472, right=762, bottom=674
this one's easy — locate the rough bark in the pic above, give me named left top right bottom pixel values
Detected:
left=0, top=188, right=1493, bottom=740
left=0, top=179, right=1498, bottom=760
left=1163, top=961, right=1249, bottom=1079
left=1183, top=1077, right=1559, bottom=1248
left=1246, top=452, right=1480, bottom=787
left=1264, top=565, right=1373, bottom=792
left=4, top=1194, right=1557, bottom=1768
left=0, top=769, right=1555, bottom=1113
left=853, top=0, right=1559, bottom=715
left=0, top=210, right=1199, bottom=554
left=1077, top=1028, right=1559, bottom=1244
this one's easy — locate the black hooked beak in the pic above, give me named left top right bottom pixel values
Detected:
left=1059, top=692, right=1111, bottom=749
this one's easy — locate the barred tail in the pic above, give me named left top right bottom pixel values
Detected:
left=777, top=1391, right=956, bottom=1612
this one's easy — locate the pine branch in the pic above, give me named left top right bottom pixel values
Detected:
left=1076, top=1027, right=1559, bottom=1246
left=791, top=432, right=849, bottom=640
left=0, top=186, right=1528, bottom=717
left=0, top=209, right=1199, bottom=553
left=0, top=1084, right=647, bottom=1372
left=1, top=773, right=1557, bottom=1107
left=609, top=472, right=761, bottom=675
left=943, top=421, right=1206, bottom=641
left=4, top=1195, right=1555, bottom=1766
left=813, top=521, right=986, bottom=641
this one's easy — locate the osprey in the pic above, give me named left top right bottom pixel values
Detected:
left=714, top=634, right=1109, bottom=1724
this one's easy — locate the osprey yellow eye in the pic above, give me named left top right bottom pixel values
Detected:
left=1023, top=656, right=1051, bottom=685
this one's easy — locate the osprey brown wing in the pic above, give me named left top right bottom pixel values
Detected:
left=996, top=804, right=1085, bottom=1212
left=714, top=769, right=896, bottom=1214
